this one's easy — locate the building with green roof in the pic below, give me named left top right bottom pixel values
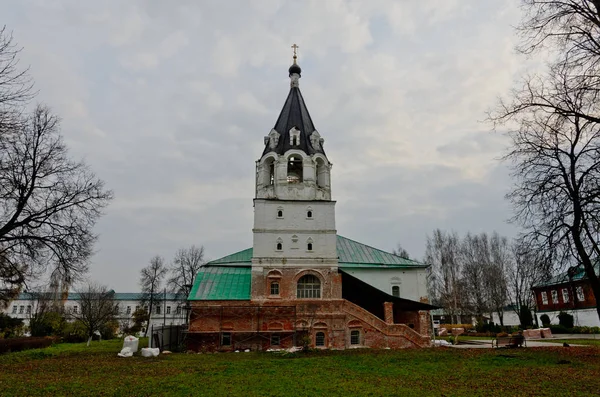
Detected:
left=187, top=55, right=435, bottom=352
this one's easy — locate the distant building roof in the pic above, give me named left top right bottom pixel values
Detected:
left=533, top=263, right=600, bottom=288
left=191, top=235, right=428, bottom=301
left=14, top=292, right=185, bottom=301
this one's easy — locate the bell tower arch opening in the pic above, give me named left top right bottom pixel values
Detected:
left=287, top=155, right=303, bottom=183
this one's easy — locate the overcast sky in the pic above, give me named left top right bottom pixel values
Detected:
left=4, top=0, right=532, bottom=292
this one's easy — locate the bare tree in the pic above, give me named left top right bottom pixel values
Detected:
left=392, top=244, right=410, bottom=260
left=139, top=255, right=167, bottom=337
left=460, top=233, right=491, bottom=322
left=491, top=1, right=600, bottom=322
left=0, top=26, right=34, bottom=139
left=0, top=106, right=113, bottom=306
left=487, top=233, right=510, bottom=326
left=70, top=283, right=116, bottom=346
left=425, top=229, right=463, bottom=324
left=168, top=245, right=205, bottom=298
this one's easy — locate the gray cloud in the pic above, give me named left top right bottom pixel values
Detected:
left=4, top=0, right=527, bottom=290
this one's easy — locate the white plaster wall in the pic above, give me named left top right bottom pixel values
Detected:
left=341, top=268, right=429, bottom=302
left=253, top=199, right=337, bottom=260
left=490, top=311, right=522, bottom=326
left=536, top=309, right=600, bottom=327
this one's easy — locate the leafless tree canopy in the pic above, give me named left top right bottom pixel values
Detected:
left=490, top=1, right=600, bottom=321
left=0, top=26, right=34, bottom=138
left=70, top=283, right=116, bottom=346
left=139, top=255, right=167, bottom=336
left=0, top=29, right=113, bottom=307
left=0, top=106, right=113, bottom=306
left=392, top=244, right=410, bottom=260
left=168, top=245, right=205, bottom=299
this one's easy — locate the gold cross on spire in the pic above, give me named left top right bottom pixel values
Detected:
left=291, top=43, right=299, bottom=64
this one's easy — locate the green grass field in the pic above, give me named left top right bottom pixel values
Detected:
left=1, top=339, right=599, bottom=396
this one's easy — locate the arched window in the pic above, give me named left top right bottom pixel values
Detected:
left=297, top=274, right=321, bottom=298
left=306, top=207, right=313, bottom=219
left=350, top=330, right=360, bottom=345
left=277, top=207, right=284, bottom=218
left=315, top=331, right=325, bottom=347
left=307, top=243, right=313, bottom=251
left=287, top=156, right=303, bottom=183
left=316, top=158, right=327, bottom=188
left=276, top=238, right=283, bottom=251
left=392, top=286, right=400, bottom=297
left=270, top=281, right=280, bottom=295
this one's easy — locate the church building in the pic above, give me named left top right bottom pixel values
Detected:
left=186, top=50, right=435, bottom=351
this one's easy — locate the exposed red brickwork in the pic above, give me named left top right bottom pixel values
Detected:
left=188, top=298, right=430, bottom=351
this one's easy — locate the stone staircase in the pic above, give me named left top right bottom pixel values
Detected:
left=341, top=299, right=430, bottom=347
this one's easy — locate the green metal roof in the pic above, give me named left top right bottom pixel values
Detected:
left=208, top=247, right=253, bottom=265
left=336, top=236, right=426, bottom=268
left=533, top=263, right=600, bottom=288
left=205, top=235, right=427, bottom=268
left=188, top=266, right=251, bottom=300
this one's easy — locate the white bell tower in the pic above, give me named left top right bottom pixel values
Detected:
left=251, top=47, right=338, bottom=299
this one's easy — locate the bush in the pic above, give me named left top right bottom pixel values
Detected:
left=61, top=321, right=86, bottom=343
left=519, top=306, right=534, bottom=327
left=558, top=312, right=574, bottom=329
left=540, top=314, right=551, bottom=327
left=30, top=311, right=67, bottom=337
left=549, top=324, right=570, bottom=334
left=0, top=337, right=54, bottom=354
left=0, top=314, right=24, bottom=338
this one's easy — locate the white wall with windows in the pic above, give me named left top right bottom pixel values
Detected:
left=2, top=292, right=189, bottom=330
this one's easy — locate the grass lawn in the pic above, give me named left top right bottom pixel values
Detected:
left=1, top=340, right=599, bottom=396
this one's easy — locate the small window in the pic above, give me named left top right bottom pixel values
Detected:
left=392, top=286, right=400, bottom=297
left=126, top=306, right=131, bottom=315
left=19, top=305, right=24, bottom=314
left=221, top=332, right=232, bottom=346
left=562, top=288, right=569, bottom=303
left=576, top=286, right=585, bottom=302
left=114, top=304, right=119, bottom=314
left=350, top=330, right=360, bottom=345
left=276, top=242, right=283, bottom=251
left=277, top=210, right=283, bottom=218
left=315, top=332, right=325, bottom=347
left=73, top=306, right=78, bottom=314
left=26, top=305, right=31, bottom=314
left=541, top=291, right=548, bottom=305
left=270, top=282, right=280, bottom=295
left=551, top=290, right=558, bottom=304
left=176, top=306, right=182, bottom=314
left=307, top=210, right=313, bottom=218
left=307, top=243, right=313, bottom=251
left=12, top=306, right=17, bottom=314
left=167, top=306, right=171, bottom=314
left=135, top=305, right=140, bottom=312
left=156, top=306, right=161, bottom=315
left=271, top=334, right=280, bottom=346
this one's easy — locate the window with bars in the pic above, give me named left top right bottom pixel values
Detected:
left=315, top=332, right=325, bottom=347
left=221, top=332, right=231, bottom=346
left=562, top=288, right=569, bottom=303
left=551, top=290, right=558, bottom=304
left=270, top=282, right=280, bottom=295
left=576, top=286, right=585, bottom=302
left=350, top=330, right=360, bottom=345
left=297, top=275, right=321, bottom=299
left=271, top=334, right=280, bottom=346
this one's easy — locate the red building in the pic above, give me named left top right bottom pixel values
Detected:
left=532, top=265, right=599, bottom=327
